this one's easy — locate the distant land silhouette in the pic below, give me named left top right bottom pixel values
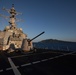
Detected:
left=39, top=39, right=76, bottom=43
left=33, top=39, right=76, bottom=51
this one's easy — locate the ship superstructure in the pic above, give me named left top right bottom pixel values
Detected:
left=0, top=4, right=32, bottom=52
left=0, top=4, right=44, bottom=52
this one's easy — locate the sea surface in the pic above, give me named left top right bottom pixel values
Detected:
left=33, top=42, right=76, bottom=51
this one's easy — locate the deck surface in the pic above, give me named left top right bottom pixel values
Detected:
left=0, top=50, right=76, bottom=75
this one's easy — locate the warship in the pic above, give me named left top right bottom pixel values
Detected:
left=0, top=4, right=76, bottom=75
left=0, top=4, right=44, bottom=53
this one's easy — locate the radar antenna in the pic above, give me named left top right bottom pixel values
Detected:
left=0, top=4, right=23, bottom=29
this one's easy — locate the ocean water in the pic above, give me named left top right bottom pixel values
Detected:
left=33, top=42, right=76, bottom=51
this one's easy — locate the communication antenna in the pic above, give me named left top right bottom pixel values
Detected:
left=0, top=14, right=9, bottom=20
left=0, top=4, right=23, bottom=28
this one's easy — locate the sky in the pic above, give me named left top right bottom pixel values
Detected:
left=0, top=0, right=76, bottom=42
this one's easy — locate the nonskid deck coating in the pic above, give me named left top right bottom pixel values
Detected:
left=0, top=50, right=76, bottom=75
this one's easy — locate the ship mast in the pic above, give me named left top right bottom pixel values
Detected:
left=0, top=4, right=21, bottom=29
left=9, top=4, right=17, bottom=29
